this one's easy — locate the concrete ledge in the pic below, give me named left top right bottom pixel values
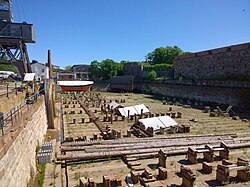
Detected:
left=231, top=43, right=250, bottom=51
left=212, top=47, right=228, bottom=54
left=197, top=51, right=210, bottom=57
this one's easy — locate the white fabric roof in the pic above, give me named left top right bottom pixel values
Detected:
left=109, top=101, right=121, bottom=109
left=138, top=116, right=178, bottom=131
left=118, top=104, right=149, bottom=117
left=57, top=81, right=94, bottom=86
left=23, top=73, right=35, bottom=81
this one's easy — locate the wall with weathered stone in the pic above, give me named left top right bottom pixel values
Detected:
left=174, top=42, right=250, bottom=80
left=0, top=100, right=47, bottom=187
left=123, top=62, right=143, bottom=78
left=134, top=81, right=250, bottom=111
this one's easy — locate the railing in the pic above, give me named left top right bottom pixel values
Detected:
left=60, top=97, right=65, bottom=144
left=0, top=91, right=44, bottom=136
left=0, top=82, right=23, bottom=97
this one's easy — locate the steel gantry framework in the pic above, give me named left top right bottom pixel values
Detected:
left=0, top=0, right=35, bottom=76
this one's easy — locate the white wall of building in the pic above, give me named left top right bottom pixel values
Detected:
left=31, top=63, right=49, bottom=80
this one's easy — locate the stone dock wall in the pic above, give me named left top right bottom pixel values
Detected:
left=134, top=81, right=250, bottom=111
left=0, top=99, right=48, bottom=187
left=174, top=42, right=250, bottom=80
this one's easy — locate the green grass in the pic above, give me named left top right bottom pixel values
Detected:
left=39, top=163, right=46, bottom=186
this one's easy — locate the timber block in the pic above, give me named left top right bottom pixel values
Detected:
left=177, top=112, right=182, bottom=118
left=158, top=167, right=168, bottom=180
left=236, top=158, right=250, bottom=182
left=181, top=165, right=196, bottom=187
left=131, top=171, right=139, bottom=184
left=88, top=178, right=96, bottom=187
left=216, top=164, right=229, bottom=184
left=202, top=162, right=212, bottom=174
left=203, top=145, right=214, bottom=162
left=187, top=147, right=197, bottom=164
left=113, top=175, right=122, bottom=186
left=124, top=157, right=138, bottom=163
left=219, top=142, right=229, bottom=160
left=158, top=149, right=167, bottom=168
left=79, top=177, right=88, bottom=187
left=237, top=170, right=250, bottom=182
left=103, top=175, right=111, bottom=187
left=128, top=161, right=141, bottom=168
left=222, top=159, right=233, bottom=165
left=142, top=169, right=153, bottom=179
left=131, top=165, right=145, bottom=171
left=237, top=157, right=249, bottom=166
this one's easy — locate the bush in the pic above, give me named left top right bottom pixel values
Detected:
left=147, top=70, right=157, bottom=80
left=143, top=63, right=172, bottom=71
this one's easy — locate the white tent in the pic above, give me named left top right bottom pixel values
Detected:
left=23, top=73, right=36, bottom=81
left=118, top=104, right=149, bottom=117
left=108, top=101, right=121, bottom=109
left=138, top=116, right=178, bottom=133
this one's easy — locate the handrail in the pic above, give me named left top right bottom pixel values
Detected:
left=0, top=89, right=45, bottom=136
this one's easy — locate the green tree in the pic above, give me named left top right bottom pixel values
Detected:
left=89, top=59, right=123, bottom=80
left=89, top=60, right=102, bottom=79
left=147, top=70, right=157, bottom=80
left=64, top=65, right=72, bottom=70
left=100, top=59, right=119, bottom=79
left=0, top=64, right=19, bottom=73
left=145, top=46, right=188, bottom=65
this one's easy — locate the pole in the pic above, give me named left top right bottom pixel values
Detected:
left=10, top=110, right=13, bottom=126
left=0, top=112, right=4, bottom=135
left=7, top=83, right=9, bottom=98
left=15, top=82, right=17, bottom=95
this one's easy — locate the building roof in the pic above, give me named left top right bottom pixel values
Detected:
left=71, top=64, right=90, bottom=69
left=57, top=81, right=94, bottom=86
left=30, top=61, right=47, bottom=67
left=118, top=104, right=149, bottom=117
left=138, top=116, right=178, bottom=132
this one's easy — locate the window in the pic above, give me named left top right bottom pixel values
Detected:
left=0, top=2, right=10, bottom=11
left=41, top=69, right=45, bottom=73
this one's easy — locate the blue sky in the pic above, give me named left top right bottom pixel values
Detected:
left=12, top=0, right=250, bottom=68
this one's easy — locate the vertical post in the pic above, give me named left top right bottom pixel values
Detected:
left=128, top=110, right=130, bottom=122
left=60, top=99, right=64, bottom=144
left=0, top=112, right=4, bottom=135
left=45, top=50, right=55, bottom=129
left=7, top=83, right=9, bottom=98
left=18, top=105, right=20, bottom=118
left=14, top=106, right=17, bottom=121
left=15, top=82, right=17, bottom=95
left=47, top=50, right=52, bottom=78
left=10, top=110, right=13, bottom=126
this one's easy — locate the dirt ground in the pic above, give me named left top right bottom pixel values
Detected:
left=60, top=91, right=250, bottom=187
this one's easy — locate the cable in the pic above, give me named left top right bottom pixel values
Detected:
left=15, top=0, right=21, bottom=22
left=19, top=0, right=27, bottom=21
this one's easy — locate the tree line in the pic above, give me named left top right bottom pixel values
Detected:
left=89, top=45, right=189, bottom=80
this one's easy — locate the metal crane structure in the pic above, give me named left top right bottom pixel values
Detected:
left=0, top=0, right=35, bottom=76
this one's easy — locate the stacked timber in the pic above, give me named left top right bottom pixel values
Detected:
left=58, top=134, right=250, bottom=161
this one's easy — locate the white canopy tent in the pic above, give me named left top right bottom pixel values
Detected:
left=118, top=104, right=149, bottom=117
left=108, top=101, right=121, bottom=109
left=23, top=73, right=36, bottom=81
left=138, top=116, right=178, bottom=133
